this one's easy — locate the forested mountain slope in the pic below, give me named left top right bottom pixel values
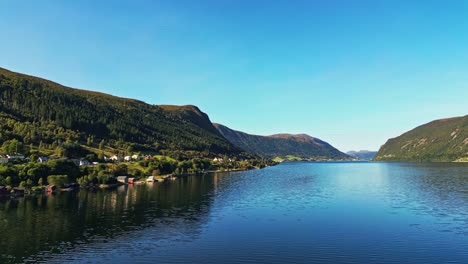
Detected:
left=374, top=115, right=468, bottom=162
left=0, top=67, right=241, bottom=157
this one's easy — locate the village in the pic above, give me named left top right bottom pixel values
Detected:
left=0, top=152, right=270, bottom=198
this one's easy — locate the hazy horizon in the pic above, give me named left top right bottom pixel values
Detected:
left=1, top=1, right=467, bottom=151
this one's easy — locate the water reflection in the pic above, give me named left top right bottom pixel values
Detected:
left=1, top=163, right=468, bottom=263
left=0, top=175, right=217, bottom=263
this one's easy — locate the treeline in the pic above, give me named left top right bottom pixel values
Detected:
left=0, top=157, right=277, bottom=190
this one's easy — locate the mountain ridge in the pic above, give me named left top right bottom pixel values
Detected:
left=0, top=67, right=243, bottom=158
left=213, top=123, right=350, bottom=160
left=374, top=115, right=468, bottom=162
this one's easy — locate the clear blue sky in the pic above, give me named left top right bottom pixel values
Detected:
left=1, top=0, right=467, bottom=152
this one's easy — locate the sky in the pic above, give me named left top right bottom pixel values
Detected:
left=1, top=0, right=467, bottom=152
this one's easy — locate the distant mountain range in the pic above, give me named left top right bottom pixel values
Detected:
left=214, top=123, right=350, bottom=160
left=346, top=150, right=377, bottom=160
left=374, top=115, right=468, bottom=162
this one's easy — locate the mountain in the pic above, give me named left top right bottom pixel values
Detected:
left=374, top=115, right=468, bottom=162
left=0, top=67, right=242, bottom=158
left=213, top=123, right=350, bottom=160
left=346, top=150, right=377, bottom=160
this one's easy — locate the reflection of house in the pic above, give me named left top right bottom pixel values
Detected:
left=117, top=176, right=128, bottom=184
left=37, top=156, right=49, bottom=163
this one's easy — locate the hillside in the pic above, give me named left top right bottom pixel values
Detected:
left=347, top=150, right=377, bottom=160
left=374, top=115, right=468, bottom=162
left=214, top=123, right=350, bottom=160
left=0, top=67, right=242, bottom=158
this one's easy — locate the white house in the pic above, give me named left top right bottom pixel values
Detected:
left=124, top=156, right=132, bottom=162
left=213, top=157, right=223, bottom=162
left=6, top=154, right=25, bottom=160
left=37, top=156, right=49, bottom=163
left=79, top=159, right=91, bottom=166
left=110, top=155, right=120, bottom=162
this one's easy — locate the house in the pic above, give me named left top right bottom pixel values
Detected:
left=103, top=155, right=110, bottom=162
left=37, top=156, right=49, bottom=163
left=0, top=186, right=9, bottom=196
left=92, top=162, right=99, bottom=165
left=146, top=176, right=155, bottom=182
left=213, top=157, right=223, bottom=162
left=124, top=156, right=132, bottom=162
left=144, top=155, right=153, bottom=160
left=116, top=176, right=128, bottom=184
left=128, top=177, right=137, bottom=184
left=46, top=185, right=57, bottom=193
left=79, top=159, right=91, bottom=166
left=131, top=154, right=141, bottom=161
left=6, top=154, right=25, bottom=160
left=110, top=155, right=120, bottom=162
left=12, top=187, right=25, bottom=196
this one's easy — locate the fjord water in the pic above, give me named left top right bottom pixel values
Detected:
left=1, top=163, right=468, bottom=263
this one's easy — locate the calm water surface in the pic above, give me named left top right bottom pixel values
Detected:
left=1, top=162, right=468, bottom=263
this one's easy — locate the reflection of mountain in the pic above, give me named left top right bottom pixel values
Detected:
left=0, top=176, right=217, bottom=262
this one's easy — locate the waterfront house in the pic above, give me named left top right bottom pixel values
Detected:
left=146, top=176, right=155, bottom=182
left=37, top=156, right=49, bottom=163
left=6, top=154, right=25, bottom=161
left=110, top=155, right=120, bottom=162
left=124, top=156, right=132, bottom=162
left=12, top=187, right=25, bottom=196
left=0, top=186, right=9, bottom=196
left=128, top=177, right=137, bottom=184
left=46, top=185, right=57, bottom=193
left=79, top=159, right=91, bottom=166
left=116, top=176, right=128, bottom=184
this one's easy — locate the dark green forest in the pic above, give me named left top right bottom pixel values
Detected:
left=0, top=67, right=242, bottom=157
left=374, top=115, right=468, bottom=162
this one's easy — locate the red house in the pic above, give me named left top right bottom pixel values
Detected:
left=128, top=178, right=137, bottom=184
left=46, top=185, right=57, bottom=193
